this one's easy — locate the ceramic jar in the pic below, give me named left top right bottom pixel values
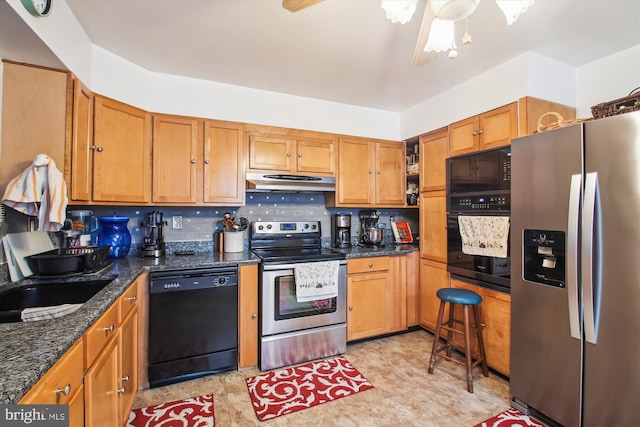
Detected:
left=98, top=216, right=131, bottom=259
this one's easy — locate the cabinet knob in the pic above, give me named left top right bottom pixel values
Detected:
left=204, top=159, right=210, bottom=164
left=298, top=153, right=302, bottom=158
left=121, top=375, right=130, bottom=382
left=252, top=313, right=257, bottom=319
left=89, top=145, right=96, bottom=150
left=369, top=263, right=373, bottom=267
left=287, top=152, right=291, bottom=157
left=472, top=131, right=478, bottom=136
left=191, top=159, right=196, bottom=164
left=368, top=170, right=372, bottom=174
left=478, top=130, right=484, bottom=135
left=127, top=296, right=137, bottom=302
left=96, top=146, right=104, bottom=152
left=103, top=324, right=115, bottom=333
left=348, top=306, right=353, bottom=311
left=55, top=384, right=71, bottom=396
left=377, top=171, right=381, bottom=175
left=117, top=387, right=126, bottom=394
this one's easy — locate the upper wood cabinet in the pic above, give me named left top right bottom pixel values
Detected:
left=92, top=95, right=152, bottom=203
left=203, top=120, right=245, bottom=205
left=69, top=76, right=93, bottom=201
left=420, top=194, right=447, bottom=263
left=0, top=61, right=67, bottom=195
left=449, top=103, right=517, bottom=156
left=330, top=137, right=406, bottom=207
left=246, top=124, right=336, bottom=176
left=419, top=127, right=448, bottom=193
left=151, top=116, right=245, bottom=205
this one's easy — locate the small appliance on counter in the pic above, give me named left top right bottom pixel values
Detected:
left=140, top=211, right=167, bottom=257
left=332, top=213, right=351, bottom=248
left=359, top=209, right=383, bottom=247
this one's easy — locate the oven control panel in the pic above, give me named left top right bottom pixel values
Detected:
left=449, top=194, right=510, bottom=212
left=252, top=221, right=320, bottom=234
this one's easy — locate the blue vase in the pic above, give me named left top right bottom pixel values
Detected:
left=98, top=216, right=132, bottom=259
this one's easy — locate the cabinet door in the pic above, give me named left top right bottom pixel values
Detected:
left=93, top=96, right=151, bottom=203
left=420, top=194, right=447, bottom=262
left=70, top=77, right=93, bottom=201
left=449, top=116, right=478, bottom=156
left=119, top=308, right=138, bottom=425
left=387, top=255, right=407, bottom=333
left=296, top=139, right=335, bottom=175
left=204, top=120, right=245, bottom=204
left=420, top=128, right=448, bottom=192
left=375, top=142, right=406, bottom=206
left=479, top=103, right=517, bottom=150
left=248, top=135, right=293, bottom=172
left=406, top=251, right=420, bottom=327
left=151, top=114, right=200, bottom=204
left=481, top=288, right=511, bottom=376
left=419, top=260, right=450, bottom=332
left=85, top=335, right=119, bottom=427
left=347, top=272, right=388, bottom=341
left=337, top=138, right=375, bottom=205
left=239, top=264, right=259, bottom=368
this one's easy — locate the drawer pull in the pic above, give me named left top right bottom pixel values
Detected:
left=369, top=263, right=373, bottom=268
left=348, top=306, right=353, bottom=311
left=117, top=387, right=126, bottom=394
left=103, top=325, right=115, bottom=333
left=55, top=384, right=71, bottom=396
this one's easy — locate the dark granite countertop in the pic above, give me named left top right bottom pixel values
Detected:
left=334, top=243, right=419, bottom=258
left=0, top=251, right=259, bottom=404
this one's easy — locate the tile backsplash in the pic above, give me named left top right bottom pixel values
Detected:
left=0, top=192, right=419, bottom=275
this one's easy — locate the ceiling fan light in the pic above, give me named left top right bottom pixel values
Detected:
left=424, top=18, right=456, bottom=53
left=430, top=0, right=481, bottom=21
left=495, top=0, right=535, bottom=25
left=381, top=0, right=419, bottom=24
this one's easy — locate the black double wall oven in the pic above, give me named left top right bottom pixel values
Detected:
left=447, top=146, right=511, bottom=293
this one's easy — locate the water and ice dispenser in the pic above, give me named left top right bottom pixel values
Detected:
left=523, top=229, right=566, bottom=287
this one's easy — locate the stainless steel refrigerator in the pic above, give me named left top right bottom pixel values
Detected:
left=510, top=110, right=640, bottom=427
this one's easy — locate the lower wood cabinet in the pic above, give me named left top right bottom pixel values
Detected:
left=238, top=264, right=259, bottom=368
left=18, top=339, right=85, bottom=427
left=450, top=279, right=511, bottom=376
left=346, top=256, right=407, bottom=341
left=419, top=259, right=450, bottom=333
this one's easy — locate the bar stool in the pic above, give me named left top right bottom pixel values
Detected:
left=427, top=288, right=489, bottom=393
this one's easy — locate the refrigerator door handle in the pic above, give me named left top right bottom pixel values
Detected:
left=567, top=174, right=582, bottom=340
left=583, top=172, right=601, bottom=344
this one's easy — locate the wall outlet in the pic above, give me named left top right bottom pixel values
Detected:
left=172, top=215, right=183, bottom=230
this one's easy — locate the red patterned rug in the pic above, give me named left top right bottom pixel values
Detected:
left=127, top=393, right=215, bottom=427
left=245, top=356, right=374, bottom=421
left=474, top=408, right=547, bottom=427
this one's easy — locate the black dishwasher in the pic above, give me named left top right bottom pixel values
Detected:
left=148, top=267, right=238, bottom=388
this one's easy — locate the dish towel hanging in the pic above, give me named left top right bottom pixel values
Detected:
left=21, top=303, right=82, bottom=322
left=458, top=215, right=510, bottom=258
left=294, top=261, right=340, bottom=302
left=2, top=154, right=68, bottom=232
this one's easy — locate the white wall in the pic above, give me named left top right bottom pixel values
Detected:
left=576, top=45, right=640, bottom=118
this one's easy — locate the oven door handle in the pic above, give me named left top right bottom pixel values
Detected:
left=262, top=260, right=347, bottom=271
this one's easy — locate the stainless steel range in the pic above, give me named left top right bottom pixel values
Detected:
left=250, top=220, right=347, bottom=371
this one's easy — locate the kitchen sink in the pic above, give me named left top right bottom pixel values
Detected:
left=0, top=278, right=115, bottom=323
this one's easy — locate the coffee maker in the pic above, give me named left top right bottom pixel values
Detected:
left=332, top=213, right=351, bottom=248
left=359, top=209, right=383, bottom=246
left=140, top=211, right=167, bottom=257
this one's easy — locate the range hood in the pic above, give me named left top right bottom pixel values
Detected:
left=246, top=172, right=336, bottom=192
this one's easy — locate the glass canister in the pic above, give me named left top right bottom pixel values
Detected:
left=97, top=216, right=132, bottom=259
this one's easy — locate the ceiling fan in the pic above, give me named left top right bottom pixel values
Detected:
left=282, top=0, right=534, bottom=66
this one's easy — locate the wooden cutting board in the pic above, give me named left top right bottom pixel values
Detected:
left=2, top=231, right=55, bottom=280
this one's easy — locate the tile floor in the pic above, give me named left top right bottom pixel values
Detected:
left=132, top=329, right=511, bottom=426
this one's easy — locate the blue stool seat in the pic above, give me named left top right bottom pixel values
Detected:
left=436, top=288, right=482, bottom=305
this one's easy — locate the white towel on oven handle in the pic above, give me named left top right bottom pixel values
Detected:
left=294, top=260, right=340, bottom=302
left=458, top=215, right=510, bottom=258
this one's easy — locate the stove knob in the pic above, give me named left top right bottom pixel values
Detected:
left=304, top=223, right=309, bottom=229
left=217, top=276, right=227, bottom=285
left=312, top=224, right=317, bottom=229
left=267, top=224, right=272, bottom=230
left=258, top=225, right=264, bottom=230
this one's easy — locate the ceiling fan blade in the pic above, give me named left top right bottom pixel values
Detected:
left=282, top=0, right=324, bottom=12
left=412, top=0, right=438, bottom=67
